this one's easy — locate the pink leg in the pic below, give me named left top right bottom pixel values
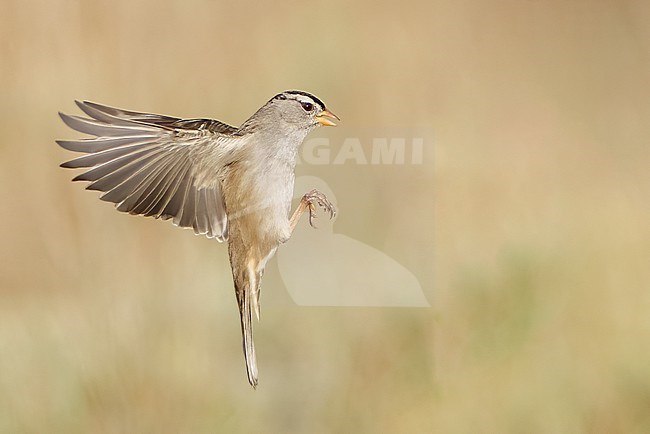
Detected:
left=288, top=189, right=337, bottom=234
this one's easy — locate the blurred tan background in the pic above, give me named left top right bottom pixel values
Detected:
left=1, top=0, right=649, bottom=432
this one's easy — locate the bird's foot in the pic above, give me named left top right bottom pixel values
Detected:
left=302, top=189, right=337, bottom=228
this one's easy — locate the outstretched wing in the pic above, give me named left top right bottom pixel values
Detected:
left=57, top=101, right=245, bottom=242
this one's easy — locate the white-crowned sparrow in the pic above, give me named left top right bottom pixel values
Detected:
left=57, top=91, right=339, bottom=388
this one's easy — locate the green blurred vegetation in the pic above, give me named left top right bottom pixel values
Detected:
left=1, top=0, right=649, bottom=432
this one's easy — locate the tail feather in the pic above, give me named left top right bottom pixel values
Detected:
left=237, top=278, right=259, bottom=388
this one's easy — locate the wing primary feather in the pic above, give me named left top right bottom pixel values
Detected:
left=57, top=136, right=160, bottom=154
left=60, top=142, right=156, bottom=169
left=73, top=147, right=161, bottom=183
left=75, top=101, right=143, bottom=126
left=101, top=155, right=177, bottom=207
left=140, top=153, right=189, bottom=216
left=59, top=113, right=158, bottom=137
left=146, top=158, right=190, bottom=218
left=128, top=153, right=187, bottom=215
left=113, top=152, right=180, bottom=213
left=82, top=101, right=180, bottom=125
left=58, top=101, right=235, bottom=240
left=82, top=147, right=168, bottom=190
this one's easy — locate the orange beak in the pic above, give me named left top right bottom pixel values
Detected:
left=315, top=109, right=340, bottom=127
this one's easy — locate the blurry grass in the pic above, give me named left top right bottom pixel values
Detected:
left=1, top=0, right=650, bottom=432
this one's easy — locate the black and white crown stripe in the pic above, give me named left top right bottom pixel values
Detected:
left=273, top=90, right=326, bottom=111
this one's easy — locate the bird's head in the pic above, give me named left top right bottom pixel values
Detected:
left=261, top=90, right=339, bottom=130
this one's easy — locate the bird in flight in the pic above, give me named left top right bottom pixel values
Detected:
left=57, top=91, right=339, bottom=388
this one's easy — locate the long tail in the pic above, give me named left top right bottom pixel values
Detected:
left=234, top=269, right=260, bottom=389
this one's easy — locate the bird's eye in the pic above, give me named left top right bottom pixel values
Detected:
left=300, top=102, right=314, bottom=112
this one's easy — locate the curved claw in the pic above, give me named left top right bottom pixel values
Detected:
left=303, top=189, right=337, bottom=228
left=308, top=202, right=318, bottom=228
